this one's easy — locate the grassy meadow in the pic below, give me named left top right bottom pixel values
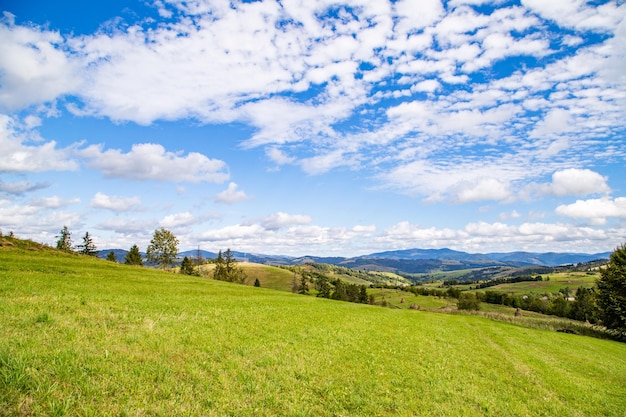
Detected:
left=1, top=239, right=626, bottom=416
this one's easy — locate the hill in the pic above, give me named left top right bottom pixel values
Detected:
left=1, top=237, right=625, bottom=416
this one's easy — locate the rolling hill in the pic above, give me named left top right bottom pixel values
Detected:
left=2, top=236, right=625, bottom=416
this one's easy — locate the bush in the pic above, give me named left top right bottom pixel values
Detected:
left=457, top=293, right=481, bottom=311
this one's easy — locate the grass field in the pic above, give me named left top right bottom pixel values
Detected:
left=1, top=239, right=626, bottom=416
left=476, top=272, right=598, bottom=295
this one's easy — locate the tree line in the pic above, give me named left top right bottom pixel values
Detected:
left=55, top=226, right=249, bottom=283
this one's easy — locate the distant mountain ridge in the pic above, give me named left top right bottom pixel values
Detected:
left=99, top=247, right=610, bottom=271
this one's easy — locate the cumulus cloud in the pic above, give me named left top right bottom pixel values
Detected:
left=556, top=197, right=626, bottom=225
left=523, top=169, right=611, bottom=199
left=0, top=13, right=79, bottom=110
left=160, top=212, right=196, bottom=228
left=0, top=114, right=78, bottom=173
left=31, top=196, right=80, bottom=208
left=80, top=143, right=229, bottom=183
left=377, top=219, right=612, bottom=253
left=214, top=182, right=251, bottom=204
left=90, top=192, right=141, bottom=212
left=454, top=178, right=511, bottom=203
left=550, top=169, right=610, bottom=197
left=260, top=212, right=312, bottom=231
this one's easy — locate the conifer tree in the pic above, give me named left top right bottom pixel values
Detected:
left=125, top=244, right=143, bottom=266
left=254, top=278, right=261, bottom=287
left=180, top=256, right=195, bottom=275
left=597, top=244, right=626, bottom=337
left=106, top=251, right=117, bottom=262
left=213, top=249, right=246, bottom=283
left=56, top=226, right=73, bottom=252
left=77, top=232, right=98, bottom=256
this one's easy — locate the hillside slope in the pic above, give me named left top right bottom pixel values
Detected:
left=1, top=239, right=625, bottom=416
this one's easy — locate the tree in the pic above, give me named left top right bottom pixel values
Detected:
left=358, top=285, right=369, bottom=304
left=298, top=274, right=309, bottom=294
left=457, top=293, right=481, bottom=311
left=213, top=249, right=246, bottom=283
left=332, top=280, right=348, bottom=301
left=569, top=286, right=597, bottom=323
left=76, top=232, right=97, bottom=256
left=179, top=256, right=195, bottom=275
left=125, top=244, right=143, bottom=266
left=106, top=251, right=117, bottom=262
left=56, top=226, right=72, bottom=251
left=254, top=278, right=261, bottom=287
left=597, top=244, right=626, bottom=337
left=146, top=228, right=179, bottom=269
left=316, top=275, right=332, bottom=298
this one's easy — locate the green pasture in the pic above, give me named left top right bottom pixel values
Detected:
left=1, top=241, right=625, bottom=416
left=482, top=272, right=598, bottom=295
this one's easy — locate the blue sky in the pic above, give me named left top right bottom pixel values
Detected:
left=1, top=0, right=625, bottom=256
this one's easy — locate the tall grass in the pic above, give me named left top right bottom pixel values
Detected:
left=1, top=242, right=625, bottom=416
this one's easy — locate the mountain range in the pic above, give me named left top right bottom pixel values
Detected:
left=99, top=247, right=610, bottom=273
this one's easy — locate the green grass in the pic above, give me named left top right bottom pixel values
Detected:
left=478, top=272, right=598, bottom=295
left=1, top=241, right=626, bottom=416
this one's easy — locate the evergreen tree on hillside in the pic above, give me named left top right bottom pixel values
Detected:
left=77, top=232, right=97, bottom=256
left=254, top=278, right=261, bottom=287
left=106, top=251, right=117, bottom=262
left=180, top=256, right=195, bottom=275
left=146, top=228, right=179, bottom=268
left=332, top=280, right=348, bottom=301
left=298, top=274, right=309, bottom=294
left=56, top=226, right=73, bottom=252
left=316, top=275, right=331, bottom=298
left=213, top=249, right=247, bottom=283
left=125, top=244, right=143, bottom=266
left=597, top=244, right=626, bottom=337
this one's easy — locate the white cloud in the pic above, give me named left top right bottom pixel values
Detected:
left=96, top=217, right=155, bottom=234
left=260, top=212, right=312, bottom=231
left=31, top=196, right=80, bottom=208
left=90, top=192, right=141, bottom=212
left=160, top=211, right=196, bottom=228
left=0, top=179, right=49, bottom=195
left=0, top=199, right=82, bottom=236
left=455, top=178, right=510, bottom=203
left=549, top=169, right=610, bottom=197
left=0, top=13, right=79, bottom=110
left=214, top=182, right=251, bottom=204
left=521, top=0, right=625, bottom=31
left=266, top=147, right=295, bottom=165
left=0, top=114, right=78, bottom=172
left=81, top=143, right=229, bottom=183
left=377, top=219, right=613, bottom=253
left=556, top=197, right=626, bottom=225
left=353, top=224, right=376, bottom=233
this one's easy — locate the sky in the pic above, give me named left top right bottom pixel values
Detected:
left=0, top=0, right=625, bottom=257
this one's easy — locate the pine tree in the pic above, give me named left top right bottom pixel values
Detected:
left=77, top=232, right=97, bottom=256
left=358, top=285, right=369, bottom=304
left=106, top=251, right=117, bottom=262
left=254, top=278, right=261, bottom=287
left=56, top=226, right=73, bottom=252
left=316, top=275, right=331, bottom=298
left=298, top=274, right=309, bottom=294
left=597, top=244, right=626, bottom=337
left=125, top=244, right=143, bottom=266
left=213, top=249, right=246, bottom=283
left=180, top=256, right=195, bottom=275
